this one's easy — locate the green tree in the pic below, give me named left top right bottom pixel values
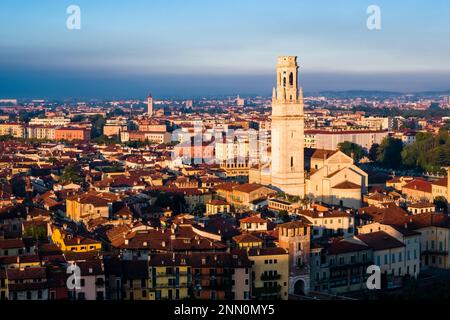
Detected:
left=89, top=115, right=106, bottom=138
left=0, top=134, right=14, bottom=141
left=92, top=135, right=120, bottom=145
left=278, top=210, right=290, bottom=222
left=377, top=137, right=403, bottom=168
left=23, top=225, right=47, bottom=240
left=368, top=143, right=379, bottom=162
left=434, top=196, right=448, bottom=214
left=60, top=164, right=82, bottom=184
left=338, top=141, right=367, bottom=162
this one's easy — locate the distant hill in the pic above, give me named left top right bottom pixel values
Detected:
left=308, top=90, right=450, bottom=99
left=315, top=90, right=403, bottom=99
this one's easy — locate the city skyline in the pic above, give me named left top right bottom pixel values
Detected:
left=1, top=0, right=450, bottom=99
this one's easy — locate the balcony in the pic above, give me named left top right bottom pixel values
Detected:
left=156, top=271, right=189, bottom=277
left=260, top=273, right=281, bottom=281
left=422, top=249, right=448, bottom=256
left=253, top=285, right=282, bottom=297
left=153, top=282, right=189, bottom=288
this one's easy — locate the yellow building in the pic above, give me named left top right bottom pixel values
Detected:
left=217, top=183, right=277, bottom=210
left=232, top=233, right=263, bottom=249
left=148, top=253, right=190, bottom=300
left=206, top=199, right=230, bottom=215
left=0, top=123, right=25, bottom=138
left=66, top=193, right=110, bottom=222
left=248, top=247, right=289, bottom=300
left=51, top=226, right=101, bottom=252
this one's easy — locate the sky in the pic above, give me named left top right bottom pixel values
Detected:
left=1, top=0, right=450, bottom=99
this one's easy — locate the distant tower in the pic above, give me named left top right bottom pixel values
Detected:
left=270, top=56, right=305, bottom=197
left=147, top=94, right=153, bottom=116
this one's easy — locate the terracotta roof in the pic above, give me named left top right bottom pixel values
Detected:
left=233, top=233, right=262, bottom=244
left=304, top=148, right=337, bottom=160
left=356, top=231, right=405, bottom=250
left=332, top=181, right=361, bottom=189
left=239, top=215, right=267, bottom=224
left=326, top=240, right=369, bottom=255
left=247, top=247, right=287, bottom=256
left=403, top=179, right=432, bottom=193
left=432, top=177, right=448, bottom=187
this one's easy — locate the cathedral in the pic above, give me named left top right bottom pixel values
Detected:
left=250, top=56, right=367, bottom=208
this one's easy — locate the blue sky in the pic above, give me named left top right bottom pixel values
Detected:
left=1, top=0, right=450, bottom=99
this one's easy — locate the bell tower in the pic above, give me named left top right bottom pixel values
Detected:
left=270, top=56, right=305, bottom=197
left=147, top=93, right=153, bottom=116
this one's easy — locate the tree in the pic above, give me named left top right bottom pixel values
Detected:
left=23, top=225, right=47, bottom=240
left=278, top=210, right=290, bottom=222
left=338, top=141, right=367, bottom=162
left=434, top=196, right=448, bottom=214
left=401, top=145, right=419, bottom=168
left=92, top=135, right=120, bottom=145
left=376, top=137, right=403, bottom=168
left=368, top=143, right=379, bottom=162
left=0, top=134, right=14, bottom=141
left=400, top=131, right=450, bottom=173
left=193, top=204, right=206, bottom=216
left=60, top=164, right=82, bottom=184
left=89, top=115, right=106, bottom=138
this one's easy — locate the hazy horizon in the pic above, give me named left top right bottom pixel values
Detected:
left=1, top=0, right=450, bottom=99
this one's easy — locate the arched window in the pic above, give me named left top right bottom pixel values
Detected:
left=283, top=77, right=286, bottom=87
left=289, top=72, right=294, bottom=86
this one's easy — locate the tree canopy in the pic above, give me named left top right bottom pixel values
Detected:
left=376, top=137, right=403, bottom=169
left=338, top=141, right=367, bottom=162
left=60, top=164, right=82, bottom=184
left=401, top=131, right=450, bottom=173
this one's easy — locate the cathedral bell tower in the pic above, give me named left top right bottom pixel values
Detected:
left=270, top=56, right=305, bottom=197
left=147, top=93, right=153, bottom=116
